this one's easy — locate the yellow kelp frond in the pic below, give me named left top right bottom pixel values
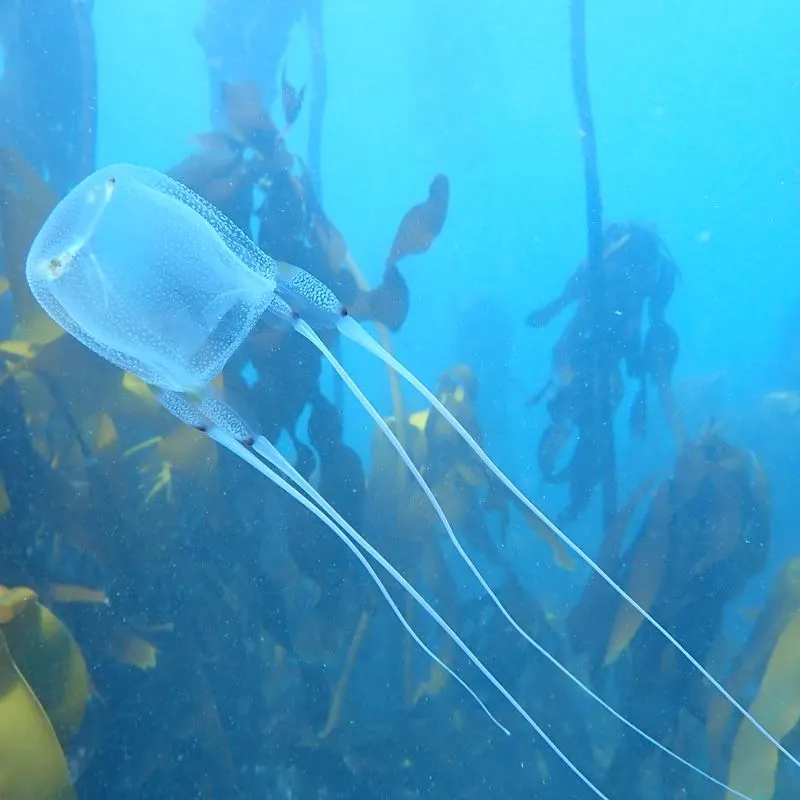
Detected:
left=366, top=413, right=427, bottom=540
left=9, top=368, right=57, bottom=436
left=0, top=628, right=75, bottom=800
left=118, top=372, right=185, bottom=426
left=143, top=462, right=173, bottom=504
left=47, top=583, right=110, bottom=607
left=406, top=468, right=475, bottom=536
left=0, top=586, right=37, bottom=623
left=670, top=423, right=737, bottom=509
left=412, top=660, right=451, bottom=707
left=124, top=425, right=218, bottom=506
left=603, top=484, right=672, bottom=666
left=726, top=608, right=800, bottom=800
left=522, top=508, right=576, bottom=571
left=0, top=475, right=10, bottom=516
left=125, top=437, right=175, bottom=504
left=9, top=358, right=128, bottom=493
left=424, top=365, right=480, bottom=446
left=122, top=371, right=157, bottom=405
left=0, top=148, right=64, bottom=348
left=568, top=476, right=656, bottom=657
left=708, top=558, right=800, bottom=767
left=690, top=449, right=769, bottom=579
left=157, top=424, right=217, bottom=474
left=408, top=409, right=430, bottom=435
left=123, top=436, right=162, bottom=459
left=94, top=412, right=118, bottom=450
left=106, top=625, right=158, bottom=671
left=319, top=610, right=372, bottom=740
left=603, top=431, right=769, bottom=669
left=0, top=587, right=92, bottom=745
left=0, top=339, right=40, bottom=360
left=23, top=334, right=129, bottom=425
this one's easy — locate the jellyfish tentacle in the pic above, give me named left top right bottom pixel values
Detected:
left=156, top=385, right=506, bottom=731
left=26, top=160, right=765, bottom=797
left=220, top=431, right=511, bottom=735
left=269, top=262, right=777, bottom=792
left=248, top=431, right=507, bottom=732
left=198, top=392, right=512, bottom=723
left=196, top=391, right=610, bottom=799
left=330, top=311, right=799, bottom=776
left=286, top=316, right=755, bottom=800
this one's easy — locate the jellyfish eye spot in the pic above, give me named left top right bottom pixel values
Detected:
left=47, top=258, right=63, bottom=279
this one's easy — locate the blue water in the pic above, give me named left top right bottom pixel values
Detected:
left=2, top=1, right=800, bottom=798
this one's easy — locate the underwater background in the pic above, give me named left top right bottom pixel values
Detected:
left=1, top=0, right=800, bottom=798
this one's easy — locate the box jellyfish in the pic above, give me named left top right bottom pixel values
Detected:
left=25, top=164, right=782, bottom=799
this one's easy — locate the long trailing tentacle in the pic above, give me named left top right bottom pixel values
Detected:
left=266, top=263, right=776, bottom=795
left=334, top=312, right=800, bottom=776
left=290, top=318, right=754, bottom=800
left=193, top=389, right=610, bottom=800
left=153, top=387, right=505, bottom=728
left=153, top=381, right=758, bottom=799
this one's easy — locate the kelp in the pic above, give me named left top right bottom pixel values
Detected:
left=602, top=483, right=672, bottom=666
left=0, top=146, right=64, bottom=347
left=387, top=174, right=450, bottom=268
left=700, top=559, right=800, bottom=799
left=0, top=586, right=93, bottom=800
left=599, top=427, right=769, bottom=669
left=346, top=174, right=450, bottom=332
left=581, top=427, right=771, bottom=795
left=361, top=365, right=572, bottom=716
left=0, top=588, right=91, bottom=743
left=567, top=475, right=656, bottom=661
left=726, top=609, right=800, bottom=800
left=0, top=629, right=75, bottom=800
